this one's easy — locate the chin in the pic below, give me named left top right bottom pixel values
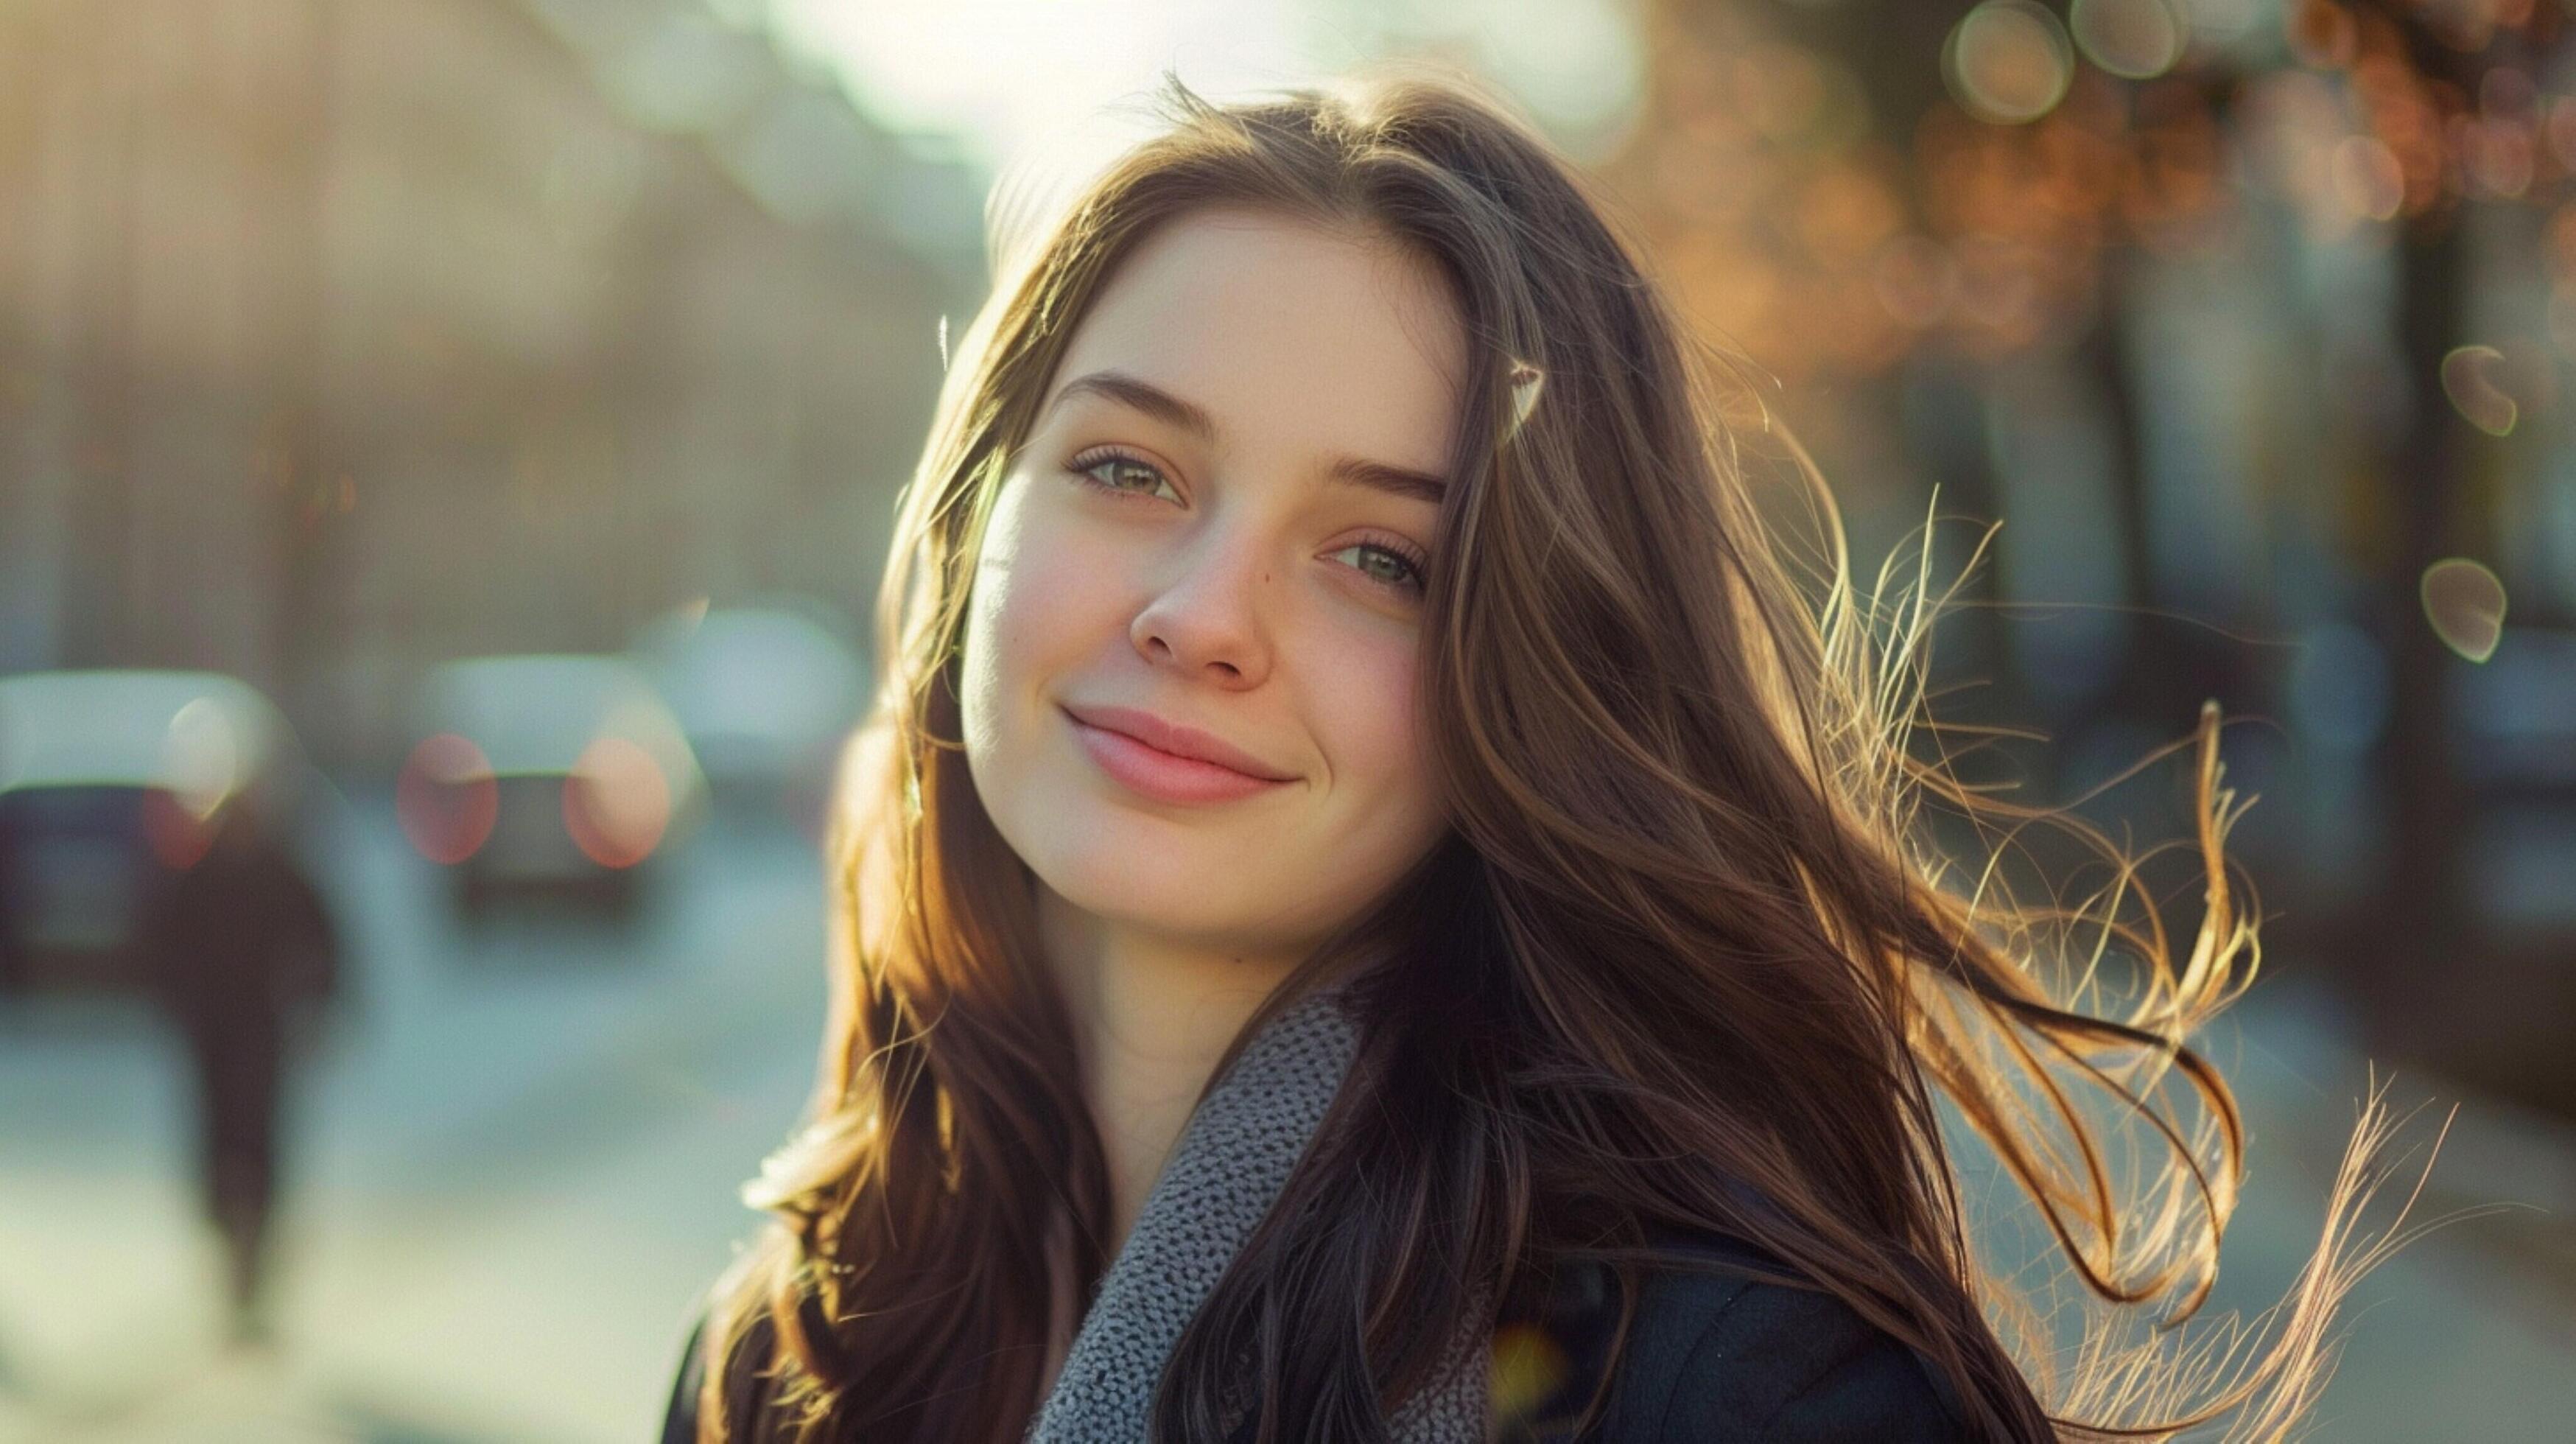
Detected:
left=1033, top=827, right=1228, bottom=924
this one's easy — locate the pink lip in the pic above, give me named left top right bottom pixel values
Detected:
left=1061, top=703, right=1295, bottom=805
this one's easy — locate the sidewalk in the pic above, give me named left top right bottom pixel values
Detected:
left=2180, top=973, right=2576, bottom=1439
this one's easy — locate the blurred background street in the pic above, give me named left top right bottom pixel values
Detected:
left=1, top=799, right=824, bottom=1442
left=2, top=0, right=2573, bottom=1439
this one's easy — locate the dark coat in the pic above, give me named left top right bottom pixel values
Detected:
left=658, top=1228, right=1973, bottom=1443
left=1500, top=1227, right=1974, bottom=1441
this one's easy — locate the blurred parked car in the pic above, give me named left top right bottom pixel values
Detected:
left=631, top=600, right=868, bottom=841
left=0, top=670, right=317, bottom=997
left=401, top=653, right=706, bottom=922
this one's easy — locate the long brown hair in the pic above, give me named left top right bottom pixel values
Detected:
left=690, top=66, right=2426, bottom=1443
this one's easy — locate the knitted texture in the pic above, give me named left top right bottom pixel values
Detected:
left=1025, top=984, right=1490, bottom=1443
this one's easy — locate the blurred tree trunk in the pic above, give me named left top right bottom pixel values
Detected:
left=2085, top=250, right=2165, bottom=721
left=2352, top=7, right=2478, bottom=1060
left=2365, top=202, right=2472, bottom=1042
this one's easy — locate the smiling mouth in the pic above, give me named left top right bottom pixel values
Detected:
left=1061, top=707, right=1293, bottom=805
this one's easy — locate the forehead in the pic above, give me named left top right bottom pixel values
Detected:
left=1047, top=208, right=1468, bottom=473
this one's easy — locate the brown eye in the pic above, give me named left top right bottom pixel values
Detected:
left=1069, top=449, right=1179, bottom=503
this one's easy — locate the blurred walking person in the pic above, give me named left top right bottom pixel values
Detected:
left=139, top=792, right=343, bottom=1348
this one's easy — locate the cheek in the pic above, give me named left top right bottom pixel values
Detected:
left=1311, top=631, right=1437, bottom=827
left=962, top=480, right=1125, bottom=749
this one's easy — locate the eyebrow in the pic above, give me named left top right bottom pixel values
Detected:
left=1042, top=368, right=1449, bottom=505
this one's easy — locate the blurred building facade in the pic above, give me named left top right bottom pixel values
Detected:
left=0, top=0, right=981, bottom=768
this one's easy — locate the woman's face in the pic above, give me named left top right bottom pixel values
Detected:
left=960, top=207, right=1466, bottom=962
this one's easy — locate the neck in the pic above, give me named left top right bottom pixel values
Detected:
left=1036, top=885, right=1304, bottom=1258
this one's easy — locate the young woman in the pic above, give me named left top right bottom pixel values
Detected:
left=662, top=69, right=2404, bottom=1443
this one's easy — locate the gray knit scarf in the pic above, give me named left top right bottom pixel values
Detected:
left=1025, top=981, right=1491, bottom=1443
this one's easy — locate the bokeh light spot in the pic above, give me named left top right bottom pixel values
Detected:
left=2331, top=135, right=2405, bottom=222
left=564, top=735, right=670, bottom=869
left=2287, top=0, right=2359, bottom=69
left=2440, top=345, right=2519, bottom=435
left=2186, top=0, right=2262, bottom=41
left=1945, top=1, right=2074, bottom=127
left=1873, top=235, right=1961, bottom=328
left=398, top=732, right=499, bottom=865
left=2070, top=0, right=2188, bottom=80
left=1490, top=1322, right=1570, bottom=1424
left=160, top=698, right=242, bottom=822
left=2421, top=558, right=2507, bottom=662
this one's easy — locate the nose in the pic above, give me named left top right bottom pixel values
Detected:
left=1130, top=524, right=1274, bottom=689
